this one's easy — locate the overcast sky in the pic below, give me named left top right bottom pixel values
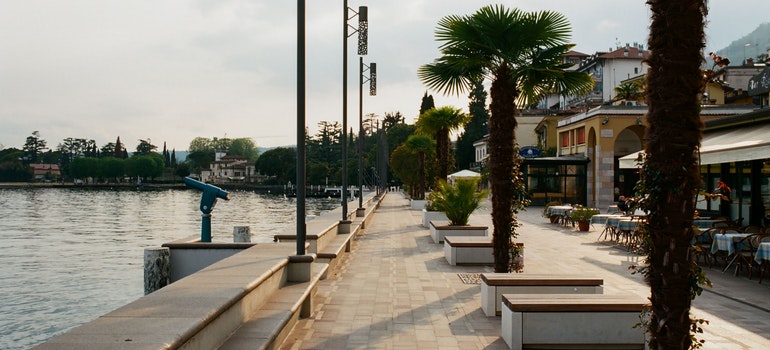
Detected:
left=1, top=1, right=769, bottom=152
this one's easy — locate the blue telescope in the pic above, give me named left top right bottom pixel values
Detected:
left=184, top=177, right=230, bottom=242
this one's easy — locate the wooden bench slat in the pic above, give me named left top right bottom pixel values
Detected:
left=482, top=273, right=603, bottom=287
left=444, top=236, right=493, bottom=247
left=503, top=294, right=649, bottom=312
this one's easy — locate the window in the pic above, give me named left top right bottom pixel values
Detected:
left=576, top=127, right=585, bottom=145
left=561, top=132, right=569, bottom=147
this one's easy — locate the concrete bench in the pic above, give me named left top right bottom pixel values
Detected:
left=444, top=236, right=493, bottom=265
left=501, top=293, right=649, bottom=350
left=480, top=273, right=604, bottom=317
left=315, top=232, right=354, bottom=278
left=218, top=257, right=328, bottom=350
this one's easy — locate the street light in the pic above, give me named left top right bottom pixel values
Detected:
left=341, top=1, right=368, bottom=224
left=296, top=0, right=307, bottom=255
left=357, top=57, right=376, bottom=214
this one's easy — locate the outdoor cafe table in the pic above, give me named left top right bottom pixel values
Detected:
left=711, top=233, right=751, bottom=272
left=591, top=214, right=624, bottom=240
left=692, top=218, right=727, bottom=229
left=547, top=205, right=573, bottom=225
left=754, top=242, right=770, bottom=265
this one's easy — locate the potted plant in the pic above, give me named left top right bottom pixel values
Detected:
left=422, top=192, right=449, bottom=228
left=428, top=178, right=488, bottom=243
left=570, top=206, right=599, bottom=231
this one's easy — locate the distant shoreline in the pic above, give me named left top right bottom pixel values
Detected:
left=0, top=182, right=296, bottom=194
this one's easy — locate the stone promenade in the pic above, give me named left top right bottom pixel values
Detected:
left=280, top=193, right=770, bottom=349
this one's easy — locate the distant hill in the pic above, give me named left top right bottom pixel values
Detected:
left=715, top=23, right=770, bottom=66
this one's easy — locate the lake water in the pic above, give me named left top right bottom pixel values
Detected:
left=0, top=187, right=338, bottom=350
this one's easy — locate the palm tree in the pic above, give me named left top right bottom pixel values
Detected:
left=637, top=1, right=708, bottom=348
left=612, top=80, right=644, bottom=103
left=416, top=106, right=471, bottom=181
left=418, top=5, right=593, bottom=272
left=404, top=135, right=435, bottom=200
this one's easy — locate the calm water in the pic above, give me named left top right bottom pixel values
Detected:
left=0, top=187, right=338, bottom=350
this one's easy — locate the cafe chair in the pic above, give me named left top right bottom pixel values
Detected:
left=693, top=227, right=714, bottom=266
left=732, top=234, right=766, bottom=279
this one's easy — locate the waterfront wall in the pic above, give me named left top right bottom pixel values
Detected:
left=32, top=191, right=385, bottom=350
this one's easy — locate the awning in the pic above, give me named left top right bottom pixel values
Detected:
left=619, top=123, right=770, bottom=168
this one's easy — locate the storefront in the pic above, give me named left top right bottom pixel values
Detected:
left=523, top=156, right=589, bottom=206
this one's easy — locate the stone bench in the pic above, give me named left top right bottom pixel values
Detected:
left=218, top=256, right=328, bottom=350
left=315, top=232, right=354, bottom=278
left=444, top=236, right=493, bottom=265
left=502, top=293, right=649, bottom=350
left=480, top=273, right=604, bottom=317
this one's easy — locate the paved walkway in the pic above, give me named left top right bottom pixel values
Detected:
left=280, top=194, right=770, bottom=349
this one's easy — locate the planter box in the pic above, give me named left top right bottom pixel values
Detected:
left=422, top=209, right=448, bottom=228
left=410, top=199, right=427, bottom=210
left=429, top=221, right=488, bottom=243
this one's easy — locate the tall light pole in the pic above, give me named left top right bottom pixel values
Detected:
left=342, top=1, right=367, bottom=224
left=357, top=58, right=376, bottom=214
left=296, top=0, right=306, bottom=255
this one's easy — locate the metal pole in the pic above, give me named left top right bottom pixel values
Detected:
left=358, top=56, right=364, bottom=209
left=341, top=0, right=349, bottom=221
left=296, top=0, right=307, bottom=255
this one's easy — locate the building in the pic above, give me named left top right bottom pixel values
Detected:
left=568, top=44, right=650, bottom=108
left=29, top=164, right=61, bottom=181
left=558, top=104, right=756, bottom=209
left=620, top=107, right=770, bottom=226
left=200, top=151, right=258, bottom=184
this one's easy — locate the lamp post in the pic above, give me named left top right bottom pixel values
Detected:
left=357, top=57, right=376, bottom=214
left=342, top=1, right=367, bottom=224
left=296, top=0, right=306, bottom=254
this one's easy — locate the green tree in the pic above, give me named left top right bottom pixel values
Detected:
left=416, top=106, right=470, bottom=181
left=404, top=135, right=435, bottom=200
left=419, top=91, right=435, bottom=116
left=22, top=131, right=47, bottom=164
left=0, top=148, right=31, bottom=181
left=256, top=147, right=296, bottom=184
left=228, top=138, right=259, bottom=162
left=382, top=111, right=405, bottom=132
left=389, top=144, right=420, bottom=197
left=99, top=157, right=125, bottom=183
left=613, top=80, right=644, bottom=102
left=175, top=162, right=191, bottom=178
left=135, top=139, right=157, bottom=155
left=126, top=154, right=164, bottom=182
left=70, top=157, right=99, bottom=182
left=418, top=5, right=594, bottom=273
left=456, top=80, right=490, bottom=170
left=635, top=1, right=709, bottom=348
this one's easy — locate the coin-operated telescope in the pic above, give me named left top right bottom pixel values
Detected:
left=184, top=177, right=229, bottom=242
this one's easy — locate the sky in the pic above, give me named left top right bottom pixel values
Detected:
left=1, top=1, right=769, bottom=152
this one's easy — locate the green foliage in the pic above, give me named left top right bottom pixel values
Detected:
left=175, top=162, right=191, bottom=178
left=429, top=179, right=487, bottom=226
left=0, top=148, right=32, bottom=181
left=256, top=147, right=297, bottom=184
left=456, top=80, right=490, bottom=170
left=569, top=206, right=599, bottom=222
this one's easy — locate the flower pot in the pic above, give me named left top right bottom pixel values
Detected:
left=577, top=220, right=590, bottom=232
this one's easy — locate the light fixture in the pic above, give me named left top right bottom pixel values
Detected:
left=601, top=116, right=609, bottom=125
left=636, top=117, right=643, bottom=125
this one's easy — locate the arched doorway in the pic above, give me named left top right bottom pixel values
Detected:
left=614, top=126, right=644, bottom=198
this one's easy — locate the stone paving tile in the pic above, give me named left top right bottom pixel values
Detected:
left=279, top=194, right=770, bottom=349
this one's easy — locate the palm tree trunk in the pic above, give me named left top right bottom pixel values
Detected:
left=644, top=1, right=706, bottom=348
left=488, top=66, right=517, bottom=273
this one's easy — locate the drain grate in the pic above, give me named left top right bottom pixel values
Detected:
left=457, top=273, right=481, bottom=284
